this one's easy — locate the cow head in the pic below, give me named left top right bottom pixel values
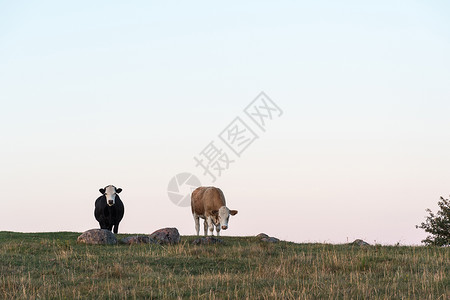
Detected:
left=212, top=206, right=238, bottom=230
left=99, top=185, right=122, bottom=206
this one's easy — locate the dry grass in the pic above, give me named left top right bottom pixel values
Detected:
left=0, top=232, right=448, bottom=299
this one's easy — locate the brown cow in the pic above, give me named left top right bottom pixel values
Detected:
left=191, top=186, right=238, bottom=236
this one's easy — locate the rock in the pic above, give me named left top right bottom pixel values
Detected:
left=351, top=239, right=370, bottom=246
left=192, top=236, right=223, bottom=245
left=149, top=228, right=180, bottom=245
left=260, top=237, right=280, bottom=243
left=77, top=229, right=117, bottom=245
left=120, top=235, right=154, bottom=245
left=257, top=233, right=279, bottom=243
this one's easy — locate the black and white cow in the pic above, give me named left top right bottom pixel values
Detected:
left=94, top=185, right=125, bottom=234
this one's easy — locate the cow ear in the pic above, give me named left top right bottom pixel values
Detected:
left=99, top=188, right=105, bottom=194
left=116, top=188, right=122, bottom=194
left=230, top=210, right=238, bottom=216
left=211, top=210, right=218, bottom=216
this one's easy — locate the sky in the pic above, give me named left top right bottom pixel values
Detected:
left=1, top=1, right=449, bottom=245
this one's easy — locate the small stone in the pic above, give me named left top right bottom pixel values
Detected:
left=192, top=236, right=223, bottom=245
left=120, top=236, right=153, bottom=245
left=257, top=233, right=269, bottom=238
left=351, top=239, right=370, bottom=246
left=149, top=228, right=180, bottom=245
left=77, top=229, right=117, bottom=245
left=260, top=237, right=279, bottom=243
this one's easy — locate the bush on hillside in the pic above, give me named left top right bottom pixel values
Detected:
left=416, top=196, right=450, bottom=246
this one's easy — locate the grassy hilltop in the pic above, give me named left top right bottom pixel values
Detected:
left=0, top=232, right=448, bottom=299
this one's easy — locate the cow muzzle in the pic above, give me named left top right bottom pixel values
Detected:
left=221, top=225, right=228, bottom=230
left=108, top=200, right=114, bottom=206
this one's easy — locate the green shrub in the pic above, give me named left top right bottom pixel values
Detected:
left=417, top=196, right=450, bottom=246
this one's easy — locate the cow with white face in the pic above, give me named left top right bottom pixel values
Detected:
left=191, top=186, right=238, bottom=236
left=94, top=185, right=125, bottom=234
left=104, top=185, right=120, bottom=206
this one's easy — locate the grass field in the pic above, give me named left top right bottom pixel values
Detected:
left=0, top=231, right=448, bottom=299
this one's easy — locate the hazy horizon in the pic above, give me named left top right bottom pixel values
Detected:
left=1, top=1, right=450, bottom=245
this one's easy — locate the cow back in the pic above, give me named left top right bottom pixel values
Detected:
left=191, top=186, right=226, bottom=217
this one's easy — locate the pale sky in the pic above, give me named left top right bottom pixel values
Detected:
left=1, top=1, right=449, bottom=245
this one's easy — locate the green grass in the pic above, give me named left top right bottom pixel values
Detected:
left=0, top=232, right=448, bottom=299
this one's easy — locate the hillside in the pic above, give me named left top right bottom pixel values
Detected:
left=0, top=232, right=448, bottom=299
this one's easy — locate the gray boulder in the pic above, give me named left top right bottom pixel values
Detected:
left=120, top=235, right=154, bottom=245
left=149, top=228, right=180, bottom=245
left=257, top=233, right=279, bottom=243
left=260, top=236, right=280, bottom=243
left=77, top=229, right=117, bottom=245
left=351, top=239, right=370, bottom=246
left=192, top=236, right=223, bottom=245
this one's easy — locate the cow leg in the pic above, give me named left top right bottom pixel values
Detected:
left=203, top=219, right=208, bottom=236
left=193, top=214, right=200, bottom=236
left=206, top=217, right=214, bottom=236
left=216, top=225, right=221, bottom=236
left=113, top=224, right=119, bottom=234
